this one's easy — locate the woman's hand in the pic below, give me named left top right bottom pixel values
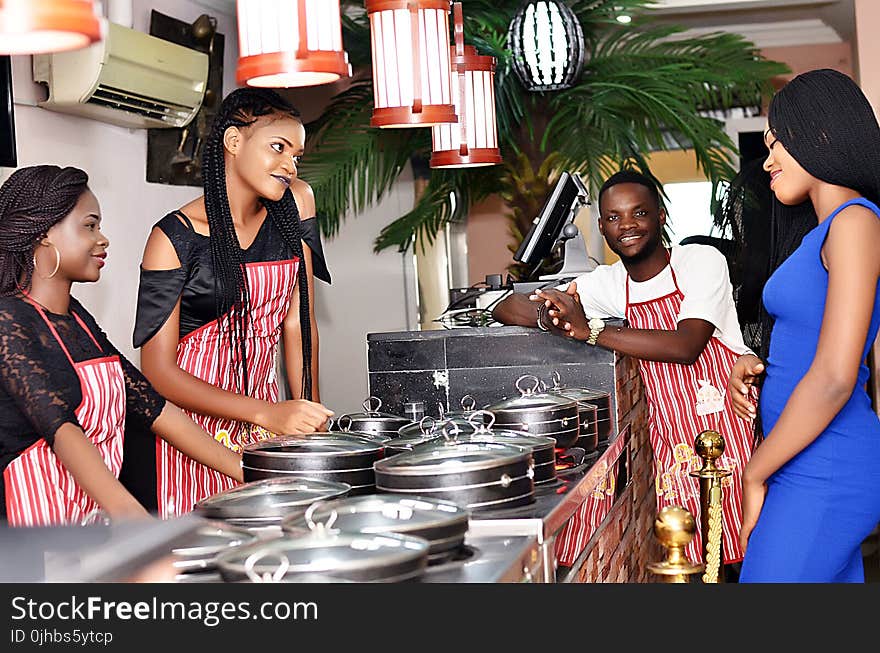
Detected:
left=739, top=470, right=768, bottom=553
left=529, top=283, right=588, bottom=339
left=258, top=399, right=334, bottom=435
left=728, top=353, right=764, bottom=420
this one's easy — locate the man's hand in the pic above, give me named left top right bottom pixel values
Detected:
left=530, top=283, right=589, bottom=340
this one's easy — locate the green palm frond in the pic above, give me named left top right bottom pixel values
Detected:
left=374, top=166, right=504, bottom=253
left=299, top=80, right=427, bottom=237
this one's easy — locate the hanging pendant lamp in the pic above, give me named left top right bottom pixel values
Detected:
left=0, top=0, right=102, bottom=55
left=508, top=0, right=585, bottom=92
left=431, top=4, right=501, bottom=168
left=366, top=0, right=457, bottom=129
left=237, top=0, right=352, bottom=88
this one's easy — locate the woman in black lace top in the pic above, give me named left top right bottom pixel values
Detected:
left=0, top=165, right=242, bottom=525
left=132, top=88, right=333, bottom=518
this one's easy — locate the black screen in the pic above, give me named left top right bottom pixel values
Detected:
left=513, top=172, right=584, bottom=269
left=0, top=56, right=16, bottom=168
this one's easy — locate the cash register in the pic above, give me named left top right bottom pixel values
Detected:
left=439, top=171, right=597, bottom=328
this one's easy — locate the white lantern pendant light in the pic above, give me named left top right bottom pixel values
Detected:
left=431, top=3, right=501, bottom=168
left=508, top=0, right=585, bottom=92
left=237, top=0, right=352, bottom=88
left=0, top=0, right=102, bottom=55
left=366, top=0, right=457, bottom=129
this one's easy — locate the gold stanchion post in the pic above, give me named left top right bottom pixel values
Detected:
left=690, top=430, right=732, bottom=584
left=647, top=505, right=705, bottom=583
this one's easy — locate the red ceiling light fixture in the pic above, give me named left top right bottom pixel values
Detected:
left=366, top=0, right=457, bottom=129
left=0, top=0, right=102, bottom=55
left=431, top=3, right=501, bottom=168
left=236, top=0, right=352, bottom=88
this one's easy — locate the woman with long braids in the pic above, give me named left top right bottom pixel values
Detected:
left=0, top=165, right=242, bottom=525
left=727, top=69, right=880, bottom=582
left=133, top=87, right=333, bottom=518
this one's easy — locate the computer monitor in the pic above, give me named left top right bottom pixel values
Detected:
left=0, top=56, right=16, bottom=168
left=513, top=171, right=587, bottom=273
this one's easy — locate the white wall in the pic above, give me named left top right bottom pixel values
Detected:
left=314, top=166, right=415, bottom=414
left=4, top=0, right=414, bottom=413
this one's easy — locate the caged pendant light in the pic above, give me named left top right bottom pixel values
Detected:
left=430, top=3, right=501, bottom=168
left=508, top=0, right=585, bottom=92
left=237, top=0, right=352, bottom=88
left=0, top=0, right=102, bottom=55
left=366, top=0, right=457, bottom=129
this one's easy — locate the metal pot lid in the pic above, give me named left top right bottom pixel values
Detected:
left=215, top=530, right=429, bottom=581
left=171, top=522, right=259, bottom=560
left=337, top=397, right=412, bottom=426
left=374, top=441, right=531, bottom=476
left=283, top=494, right=469, bottom=538
left=546, top=370, right=610, bottom=401
left=486, top=375, right=578, bottom=413
left=397, top=415, right=476, bottom=439
left=452, top=410, right=555, bottom=449
left=326, top=426, right=392, bottom=444
left=243, top=434, right=383, bottom=458
left=195, top=476, right=351, bottom=520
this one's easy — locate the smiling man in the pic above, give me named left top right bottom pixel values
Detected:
left=493, top=169, right=755, bottom=571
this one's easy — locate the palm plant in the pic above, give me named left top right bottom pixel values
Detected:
left=300, top=0, right=788, bottom=274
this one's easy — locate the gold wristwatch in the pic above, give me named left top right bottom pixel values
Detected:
left=586, top=317, right=605, bottom=345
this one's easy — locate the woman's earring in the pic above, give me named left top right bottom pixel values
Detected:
left=33, top=243, right=61, bottom=280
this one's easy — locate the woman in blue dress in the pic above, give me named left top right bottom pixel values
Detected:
left=727, top=68, right=880, bottom=582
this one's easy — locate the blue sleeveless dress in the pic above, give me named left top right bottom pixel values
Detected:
left=740, top=198, right=880, bottom=582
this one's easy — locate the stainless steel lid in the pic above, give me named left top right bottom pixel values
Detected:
left=452, top=410, right=556, bottom=450
left=487, top=375, right=578, bottom=414
left=243, top=434, right=384, bottom=458
left=283, top=494, right=469, bottom=538
left=336, top=397, right=413, bottom=425
left=194, top=476, right=351, bottom=521
left=374, top=441, right=531, bottom=476
left=171, top=522, right=258, bottom=570
left=215, top=531, right=430, bottom=582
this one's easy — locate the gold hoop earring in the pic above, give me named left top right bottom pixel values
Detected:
left=33, top=244, right=61, bottom=280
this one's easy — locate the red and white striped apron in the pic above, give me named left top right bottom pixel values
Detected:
left=4, top=300, right=126, bottom=526
left=625, top=263, right=751, bottom=564
left=157, top=258, right=299, bottom=519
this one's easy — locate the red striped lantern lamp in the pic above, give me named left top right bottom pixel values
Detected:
left=431, top=3, right=501, bottom=168
left=366, top=0, right=457, bottom=129
left=0, top=0, right=101, bottom=55
left=237, top=0, right=352, bottom=88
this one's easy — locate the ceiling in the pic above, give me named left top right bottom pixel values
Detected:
left=187, top=0, right=856, bottom=49
left=648, top=0, right=855, bottom=48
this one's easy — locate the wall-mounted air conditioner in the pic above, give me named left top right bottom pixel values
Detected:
left=33, top=21, right=209, bottom=129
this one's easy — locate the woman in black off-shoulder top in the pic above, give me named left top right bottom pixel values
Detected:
left=130, top=88, right=334, bottom=518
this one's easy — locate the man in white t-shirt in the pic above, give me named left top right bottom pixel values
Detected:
left=493, top=170, right=755, bottom=573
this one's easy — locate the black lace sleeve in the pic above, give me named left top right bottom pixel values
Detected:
left=300, top=217, right=332, bottom=284
left=71, top=299, right=166, bottom=430
left=133, top=213, right=194, bottom=348
left=0, top=298, right=82, bottom=448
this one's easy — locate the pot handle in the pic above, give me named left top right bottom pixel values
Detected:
left=244, top=550, right=291, bottom=583
left=419, top=415, right=437, bottom=435
left=467, top=410, right=495, bottom=434
left=337, top=414, right=354, bottom=433
left=304, top=502, right=339, bottom=535
left=437, top=402, right=446, bottom=419
left=437, top=420, right=463, bottom=442
left=515, top=374, right=541, bottom=396
left=363, top=396, right=383, bottom=415
left=460, top=394, right=476, bottom=412
left=550, top=370, right=564, bottom=391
